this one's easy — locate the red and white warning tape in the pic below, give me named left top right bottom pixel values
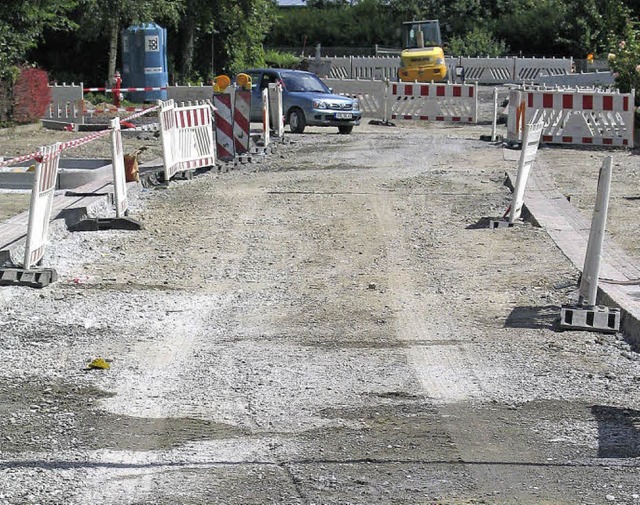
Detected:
left=92, top=105, right=157, bottom=114
left=123, top=105, right=159, bottom=122
left=83, top=86, right=166, bottom=93
left=0, top=105, right=159, bottom=169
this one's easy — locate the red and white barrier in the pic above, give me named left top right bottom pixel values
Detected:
left=213, top=93, right=235, bottom=161
left=508, top=117, right=544, bottom=224
left=268, top=83, right=285, bottom=138
left=109, top=118, right=128, bottom=217
left=23, top=143, right=62, bottom=269
left=390, top=82, right=478, bottom=123
left=233, top=90, right=251, bottom=155
left=507, top=86, right=635, bottom=148
left=158, top=99, right=216, bottom=180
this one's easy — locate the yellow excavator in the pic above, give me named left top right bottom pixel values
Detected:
left=398, top=20, right=447, bottom=82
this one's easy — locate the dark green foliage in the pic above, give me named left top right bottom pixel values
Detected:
left=606, top=22, right=640, bottom=100
left=448, top=27, right=508, bottom=58
left=268, top=0, right=640, bottom=58
left=6, top=0, right=640, bottom=89
left=0, top=0, right=77, bottom=78
left=264, top=50, right=303, bottom=69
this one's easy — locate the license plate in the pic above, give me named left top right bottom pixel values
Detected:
left=335, top=112, right=352, bottom=119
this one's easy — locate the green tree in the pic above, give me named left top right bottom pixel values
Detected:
left=448, top=27, right=508, bottom=57
left=557, top=0, right=631, bottom=57
left=0, top=0, right=78, bottom=77
left=607, top=21, right=640, bottom=98
left=494, top=0, right=568, bottom=55
left=176, top=0, right=276, bottom=81
left=211, top=0, right=277, bottom=75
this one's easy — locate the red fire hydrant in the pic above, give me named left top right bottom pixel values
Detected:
left=113, top=71, right=122, bottom=108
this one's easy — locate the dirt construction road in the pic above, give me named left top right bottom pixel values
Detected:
left=0, top=122, right=639, bottom=504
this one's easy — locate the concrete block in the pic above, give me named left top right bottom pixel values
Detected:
left=489, top=220, right=512, bottom=229
left=560, top=305, right=621, bottom=333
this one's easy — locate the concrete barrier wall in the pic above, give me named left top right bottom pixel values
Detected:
left=46, top=84, right=84, bottom=119
left=49, top=83, right=83, bottom=103
left=167, top=85, right=214, bottom=103
left=319, top=56, right=573, bottom=84
left=324, top=78, right=387, bottom=118
left=515, top=57, right=573, bottom=82
left=537, top=71, right=615, bottom=88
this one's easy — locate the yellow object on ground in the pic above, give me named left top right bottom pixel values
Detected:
left=87, top=358, right=110, bottom=370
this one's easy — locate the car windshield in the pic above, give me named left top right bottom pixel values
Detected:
left=281, top=72, right=329, bottom=93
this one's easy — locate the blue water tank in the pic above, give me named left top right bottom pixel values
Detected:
left=121, top=24, right=168, bottom=103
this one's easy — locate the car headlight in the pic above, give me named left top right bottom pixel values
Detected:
left=313, top=100, right=327, bottom=109
left=436, top=57, right=445, bottom=65
left=352, top=100, right=360, bottom=111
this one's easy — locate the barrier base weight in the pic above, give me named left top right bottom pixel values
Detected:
left=489, top=220, right=513, bottom=229
left=0, top=267, right=58, bottom=288
left=68, top=217, right=143, bottom=232
left=369, top=119, right=396, bottom=127
left=559, top=304, right=620, bottom=333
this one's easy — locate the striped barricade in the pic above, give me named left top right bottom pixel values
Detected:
left=213, top=92, right=235, bottom=161
left=110, top=118, right=128, bottom=217
left=268, top=83, right=285, bottom=138
left=158, top=99, right=216, bottom=180
left=507, top=86, right=635, bottom=148
left=390, top=82, right=478, bottom=123
left=23, top=143, right=62, bottom=269
left=509, top=117, right=544, bottom=224
left=158, top=99, right=178, bottom=179
left=233, top=90, right=251, bottom=155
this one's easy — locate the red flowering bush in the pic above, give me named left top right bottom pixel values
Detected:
left=12, top=67, right=51, bottom=124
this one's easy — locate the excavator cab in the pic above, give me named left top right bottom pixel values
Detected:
left=398, top=20, right=447, bottom=83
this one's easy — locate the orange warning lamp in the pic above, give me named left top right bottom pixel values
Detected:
left=213, top=75, right=231, bottom=93
left=236, top=73, right=252, bottom=91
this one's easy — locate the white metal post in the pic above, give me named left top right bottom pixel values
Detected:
left=491, top=87, right=498, bottom=142
left=262, top=88, right=270, bottom=147
left=578, top=156, right=613, bottom=306
left=109, top=117, right=127, bottom=218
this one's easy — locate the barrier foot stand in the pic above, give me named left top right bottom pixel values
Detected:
left=237, top=153, right=253, bottom=164
left=0, top=249, right=12, bottom=267
left=559, top=304, right=620, bottom=333
left=67, top=217, right=144, bottom=232
left=488, top=219, right=513, bottom=229
left=250, top=146, right=269, bottom=156
left=0, top=267, right=58, bottom=288
left=369, top=119, right=396, bottom=127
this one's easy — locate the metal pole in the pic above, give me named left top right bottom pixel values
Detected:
left=578, top=156, right=613, bottom=306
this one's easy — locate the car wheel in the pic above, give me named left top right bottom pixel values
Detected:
left=288, top=108, right=306, bottom=134
left=338, top=125, right=353, bottom=135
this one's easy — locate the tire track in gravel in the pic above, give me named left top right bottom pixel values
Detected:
left=371, top=189, right=483, bottom=403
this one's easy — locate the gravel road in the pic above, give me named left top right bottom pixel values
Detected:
left=0, top=117, right=639, bottom=504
